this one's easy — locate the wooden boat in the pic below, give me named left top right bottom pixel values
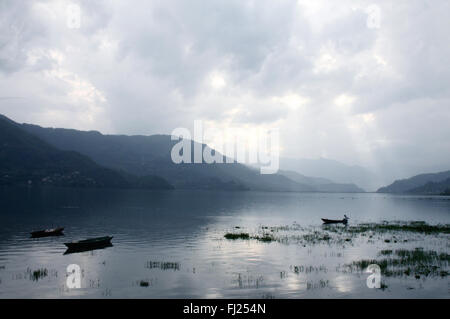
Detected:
left=31, top=227, right=64, bottom=238
left=64, top=236, right=113, bottom=251
left=321, top=215, right=349, bottom=225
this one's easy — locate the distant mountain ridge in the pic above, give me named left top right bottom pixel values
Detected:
left=377, top=170, right=450, bottom=194
left=0, top=114, right=369, bottom=193
left=280, top=157, right=377, bottom=191
left=11, top=115, right=366, bottom=193
left=0, top=115, right=173, bottom=189
left=20, top=122, right=306, bottom=192
left=409, top=178, right=450, bottom=195
left=278, top=170, right=364, bottom=193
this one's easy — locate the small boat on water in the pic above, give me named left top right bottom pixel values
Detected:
left=31, top=227, right=64, bottom=238
left=321, top=215, right=349, bottom=225
left=64, top=236, right=113, bottom=253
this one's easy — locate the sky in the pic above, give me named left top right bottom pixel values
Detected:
left=0, top=0, right=449, bottom=178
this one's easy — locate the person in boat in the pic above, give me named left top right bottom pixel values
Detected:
left=342, top=214, right=349, bottom=224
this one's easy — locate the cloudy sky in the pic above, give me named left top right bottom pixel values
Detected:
left=1, top=0, right=449, bottom=177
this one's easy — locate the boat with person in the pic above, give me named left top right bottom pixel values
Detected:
left=30, top=227, right=64, bottom=238
left=321, top=215, right=349, bottom=225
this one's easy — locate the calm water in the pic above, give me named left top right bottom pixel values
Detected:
left=0, top=187, right=449, bottom=298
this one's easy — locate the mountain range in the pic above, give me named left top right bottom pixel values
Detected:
left=277, top=170, right=365, bottom=192
left=376, top=170, right=450, bottom=195
left=0, top=114, right=366, bottom=192
left=279, top=157, right=381, bottom=191
left=0, top=114, right=173, bottom=189
left=3, top=114, right=447, bottom=195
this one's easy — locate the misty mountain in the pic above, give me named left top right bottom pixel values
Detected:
left=279, top=157, right=377, bottom=191
left=0, top=115, right=173, bottom=189
left=18, top=117, right=315, bottom=192
left=278, top=170, right=365, bottom=193
left=408, top=178, right=450, bottom=195
left=377, top=170, right=450, bottom=194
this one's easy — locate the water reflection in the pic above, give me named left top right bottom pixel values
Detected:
left=0, top=187, right=449, bottom=298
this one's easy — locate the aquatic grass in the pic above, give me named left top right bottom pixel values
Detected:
left=234, top=273, right=265, bottom=289
left=253, top=234, right=275, bottom=242
left=292, top=265, right=328, bottom=274
left=88, top=279, right=100, bottom=288
left=268, top=224, right=303, bottom=232
left=394, top=248, right=450, bottom=263
left=306, top=279, right=329, bottom=290
left=145, top=261, right=180, bottom=271
left=29, top=268, right=48, bottom=282
left=301, top=232, right=332, bottom=243
left=347, top=248, right=449, bottom=278
left=224, top=232, right=275, bottom=242
left=225, top=220, right=448, bottom=248
left=224, top=233, right=250, bottom=240
left=101, top=288, right=112, bottom=297
left=334, top=221, right=450, bottom=235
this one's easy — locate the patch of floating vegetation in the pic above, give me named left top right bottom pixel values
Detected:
left=224, top=233, right=250, bottom=240
left=224, top=221, right=449, bottom=247
left=253, top=234, right=275, bottom=242
left=29, top=268, right=48, bottom=282
left=224, top=232, right=275, bottom=242
left=346, top=248, right=449, bottom=278
left=145, top=261, right=180, bottom=271
left=101, top=288, right=112, bottom=297
left=301, top=232, right=332, bottom=243
left=269, top=224, right=303, bottom=232
left=291, top=265, right=328, bottom=274
left=306, top=279, right=329, bottom=290
left=234, top=273, right=265, bottom=289
left=88, top=279, right=100, bottom=288
left=326, top=221, right=450, bottom=235
left=132, top=279, right=155, bottom=287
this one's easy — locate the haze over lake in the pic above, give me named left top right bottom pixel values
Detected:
left=0, top=187, right=448, bottom=298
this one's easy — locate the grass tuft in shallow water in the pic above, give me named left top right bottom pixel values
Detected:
left=224, top=233, right=250, bottom=240
left=253, top=234, right=275, bottom=242
left=224, top=232, right=275, bottom=242
left=329, top=221, right=450, bottom=235
left=30, top=268, right=48, bottom=282
left=379, top=250, right=393, bottom=256
left=145, top=261, right=180, bottom=271
left=348, top=248, right=449, bottom=278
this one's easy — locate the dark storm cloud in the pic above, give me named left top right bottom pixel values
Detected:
left=0, top=0, right=449, bottom=179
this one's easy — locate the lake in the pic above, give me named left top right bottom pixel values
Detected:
left=0, top=187, right=449, bottom=298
